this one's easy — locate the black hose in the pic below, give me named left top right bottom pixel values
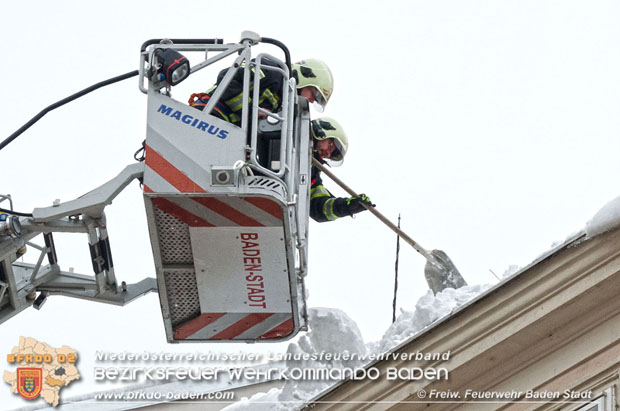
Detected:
left=260, top=37, right=292, bottom=73
left=0, top=70, right=139, bottom=152
left=0, top=207, right=32, bottom=217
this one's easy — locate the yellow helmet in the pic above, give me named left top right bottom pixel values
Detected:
left=311, top=117, right=348, bottom=167
left=292, top=59, right=333, bottom=112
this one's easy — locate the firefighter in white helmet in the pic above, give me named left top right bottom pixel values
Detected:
left=310, top=117, right=373, bottom=222
left=190, top=58, right=334, bottom=123
left=292, top=58, right=333, bottom=113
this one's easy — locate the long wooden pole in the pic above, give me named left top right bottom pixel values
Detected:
left=312, top=158, right=435, bottom=263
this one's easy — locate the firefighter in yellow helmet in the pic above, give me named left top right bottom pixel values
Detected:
left=189, top=58, right=334, bottom=124
left=310, top=117, right=373, bottom=222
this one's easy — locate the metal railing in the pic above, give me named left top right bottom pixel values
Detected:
left=140, top=38, right=298, bottom=202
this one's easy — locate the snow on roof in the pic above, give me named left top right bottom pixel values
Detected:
left=223, top=197, right=620, bottom=410
left=586, top=195, right=620, bottom=238
left=217, top=285, right=497, bottom=410
left=223, top=308, right=370, bottom=410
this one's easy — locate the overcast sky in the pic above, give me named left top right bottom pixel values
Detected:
left=2, top=0, right=620, bottom=407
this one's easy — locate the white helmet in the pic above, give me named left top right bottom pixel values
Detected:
left=292, top=59, right=333, bottom=112
left=311, top=117, right=348, bottom=167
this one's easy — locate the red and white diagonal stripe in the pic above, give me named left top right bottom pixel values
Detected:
left=144, top=142, right=284, bottom=226
left=148, top=195, right=283, bottom=227
left=145, top=144, right=208, bottom=193
left=173, top=312, right=294, bottom=341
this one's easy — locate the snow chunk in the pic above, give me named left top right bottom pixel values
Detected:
left=371, top=285, right=491, bottom=354
left=294, top=308, right=367, bottom=357
left=222, top=388, right=282, bottom=411
left=586, top=195, right=620, bottom=238
left=278, top=307, right=367, bottom=405
left=221, top=307, right=367, bottom=411
left=502, top=264, right=521, bottom=278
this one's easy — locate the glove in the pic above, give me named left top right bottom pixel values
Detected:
left=345, top=194, right=374, bottom=216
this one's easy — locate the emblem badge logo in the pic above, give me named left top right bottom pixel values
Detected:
left=17, top=368, right=42, bottom=400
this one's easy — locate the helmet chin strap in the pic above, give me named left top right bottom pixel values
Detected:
left=312, top=150, right=328, bottom=165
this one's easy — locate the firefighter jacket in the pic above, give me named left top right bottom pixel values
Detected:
left=190, top=58, right=284, bottom=126
left=310, top=158, right=351, bottom=222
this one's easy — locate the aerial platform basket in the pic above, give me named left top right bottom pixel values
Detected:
left=140, top=34, right=311, bottom=343
left=0, top=33, right=309, bottom=344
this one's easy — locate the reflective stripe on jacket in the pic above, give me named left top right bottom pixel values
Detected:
left=190, top=58, right=283, bottom=126
left=310, top=160, right=350, bottom=223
